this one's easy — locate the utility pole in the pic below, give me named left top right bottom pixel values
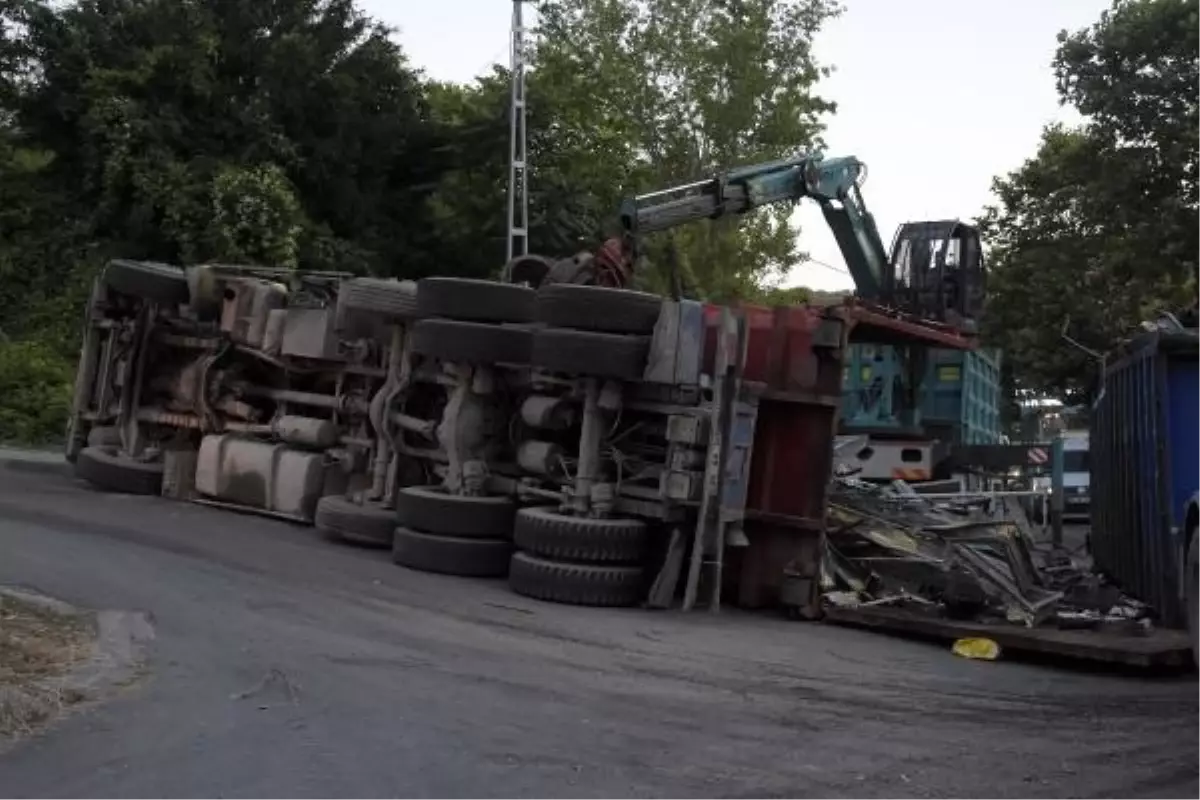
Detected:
left=506, top=0, right=531, bottom=262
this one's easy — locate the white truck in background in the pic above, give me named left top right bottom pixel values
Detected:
left=1026, top=429, right=1090, bottom=523
left=1059, top=430, right=1091, bottom=521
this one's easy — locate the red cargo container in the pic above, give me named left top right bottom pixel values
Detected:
left=702, top=303, right=843, bottom=609
left=703, top=300, right=973, bottom=611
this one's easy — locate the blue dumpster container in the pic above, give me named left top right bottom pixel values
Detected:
left=1090, top=326, right=1199, bottom=627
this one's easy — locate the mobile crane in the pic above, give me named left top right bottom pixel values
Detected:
left=507, top=153, right=988, bottom=474
left=511, top=153, right=984, bottom=324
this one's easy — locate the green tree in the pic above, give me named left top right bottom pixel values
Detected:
left=1055, top=0, right=1198, bottom=207
left=981, top=126, right=1165, bottom=401
left=0, top=340, right=74, bottom=444
left=531, top=0, right=840, bottom=300
left=0, top=0, right=461, bottom=441
left=981, top=0, right=1198, bottom=402
left=419, top=65, right=625, bottom=280
left=1053, top=0, right=1198, bottom=281
left=6, top=0, right=444, bottom=276
left=209, top=164, right=305, bottom=269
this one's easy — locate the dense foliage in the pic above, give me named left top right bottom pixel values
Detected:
left=0, top=0, right=448, bottom=439
left=0, top=339, right=73, bottom=444
left=0, top=0, right=836, bottom=441
left=530, top=0, right=839, bottom=301
left=1, top=0, right=1194, bottom=442
left=417, top=0, right=840, bottom=301
left=981, top=0, right=1198, bottom=404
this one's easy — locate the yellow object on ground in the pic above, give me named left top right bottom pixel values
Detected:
left=952, top=637, right=1001, bottom=661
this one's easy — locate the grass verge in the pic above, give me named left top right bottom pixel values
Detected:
left=0, top=595, right=93, bottom=739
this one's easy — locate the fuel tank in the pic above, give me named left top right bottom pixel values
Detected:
left=220, top=279, right=288, bottom=349
left=194, top=434, right=326, bottom=520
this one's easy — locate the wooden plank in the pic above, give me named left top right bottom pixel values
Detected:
left=823, top=605, right=1193, bottom=668
left=646, top=527, right=687, bottom=610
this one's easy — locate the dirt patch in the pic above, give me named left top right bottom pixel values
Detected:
left=0, top=594, right=94, bottom=739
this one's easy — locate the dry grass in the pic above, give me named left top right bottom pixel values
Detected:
left=0, top=595, right=93, bottom=739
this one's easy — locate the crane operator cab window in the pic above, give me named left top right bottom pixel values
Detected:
left=888, top=220, right=986, bottom=329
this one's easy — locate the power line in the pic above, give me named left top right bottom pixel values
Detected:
left=804, top=257, right=850, bottom=275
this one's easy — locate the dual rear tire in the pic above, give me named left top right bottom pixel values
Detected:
left=409, top=277, right=536, bottom=366
left=319, top=487, right=516, bottom=579
left=529, top=285, right=662, bottom=381
left=392, top=486, right=515, bottom=578
left=405, top=280, right=663, bottom=380
left=507, top=507, right=649, bottom=607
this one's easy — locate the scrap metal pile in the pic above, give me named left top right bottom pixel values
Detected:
left=819, top=467, right=1151, bottom=633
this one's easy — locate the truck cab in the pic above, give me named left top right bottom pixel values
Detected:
left=1024, top=430, right=1089, bottom=523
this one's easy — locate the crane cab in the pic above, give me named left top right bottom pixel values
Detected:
left=888, top=219, right=987, bottom=328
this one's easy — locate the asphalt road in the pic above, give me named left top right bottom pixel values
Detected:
left=0, top=466, right=1195, bottom=798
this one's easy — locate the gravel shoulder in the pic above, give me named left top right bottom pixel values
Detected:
left=0, top=466, right=1194, bottom=798
left=0, top=592, right=92, bottom=741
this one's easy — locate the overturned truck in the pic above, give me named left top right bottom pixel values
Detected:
left=67, top=153, right=978, bottom=613
left=67, top=257, right=969, bottom=614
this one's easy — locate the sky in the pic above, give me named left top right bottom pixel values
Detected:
left=366, top=0, right=1113, bottom=291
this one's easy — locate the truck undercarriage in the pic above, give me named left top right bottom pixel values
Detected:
left=67, top=258, right=782, bottom=609
left=66, top=151, right=982, bottom=613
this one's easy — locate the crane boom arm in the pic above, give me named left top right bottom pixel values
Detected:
left=618, top=153, right=892, bottom=301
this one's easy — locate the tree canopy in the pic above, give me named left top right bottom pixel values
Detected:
left=0, top=0, right=839, bottom=441
left=0, top=0, right=462, bottom=357
left=4, top=0, right=447, bottom=273
left=413, top=0, right=840, bottom=302
left=981, top=0, right=1198, bottom=403
left=530, top=0, right=839, bottom=301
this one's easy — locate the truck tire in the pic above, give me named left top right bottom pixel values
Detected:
left=392, top=527, right=512, bottom=577
left=514, top=507, right=648, bottom=563
left=337, top=278, right=419, bottom=322
left=416, top=277, right=534, bottom=323
left=314, top=496, right=395, bottom=547
left=535, top=285, right=662, bottom=335
left=74, top=446, right=164, bottom=495
left=410, top=318, right=532, bottom=365
left=395, top=486, right=515, bottom=539
left=103, top=259, right=190, bottom=306
left=508, top=552, right=644, bottom=607
left=1187, top=534, right=1198, bottom=667
left=531, top=328, right=648, bottom=381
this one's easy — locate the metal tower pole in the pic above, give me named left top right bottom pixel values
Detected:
left=506, top=0, right=530, bottom=262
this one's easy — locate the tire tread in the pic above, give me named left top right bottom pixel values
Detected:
left=508, top=552, right=644, bottom=607
left=514, top=507, right=647, bottom=563
left=535, top=285, right=662, bottom=334
left=395, top=486, right=516, bottom=539
left=392, top=527, right=512, bottom=577
left=531, top=328, right=648, bottom=380
left=416, top=277, right=534, bottom=323
left=315, top=495, right=394, bottom=547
